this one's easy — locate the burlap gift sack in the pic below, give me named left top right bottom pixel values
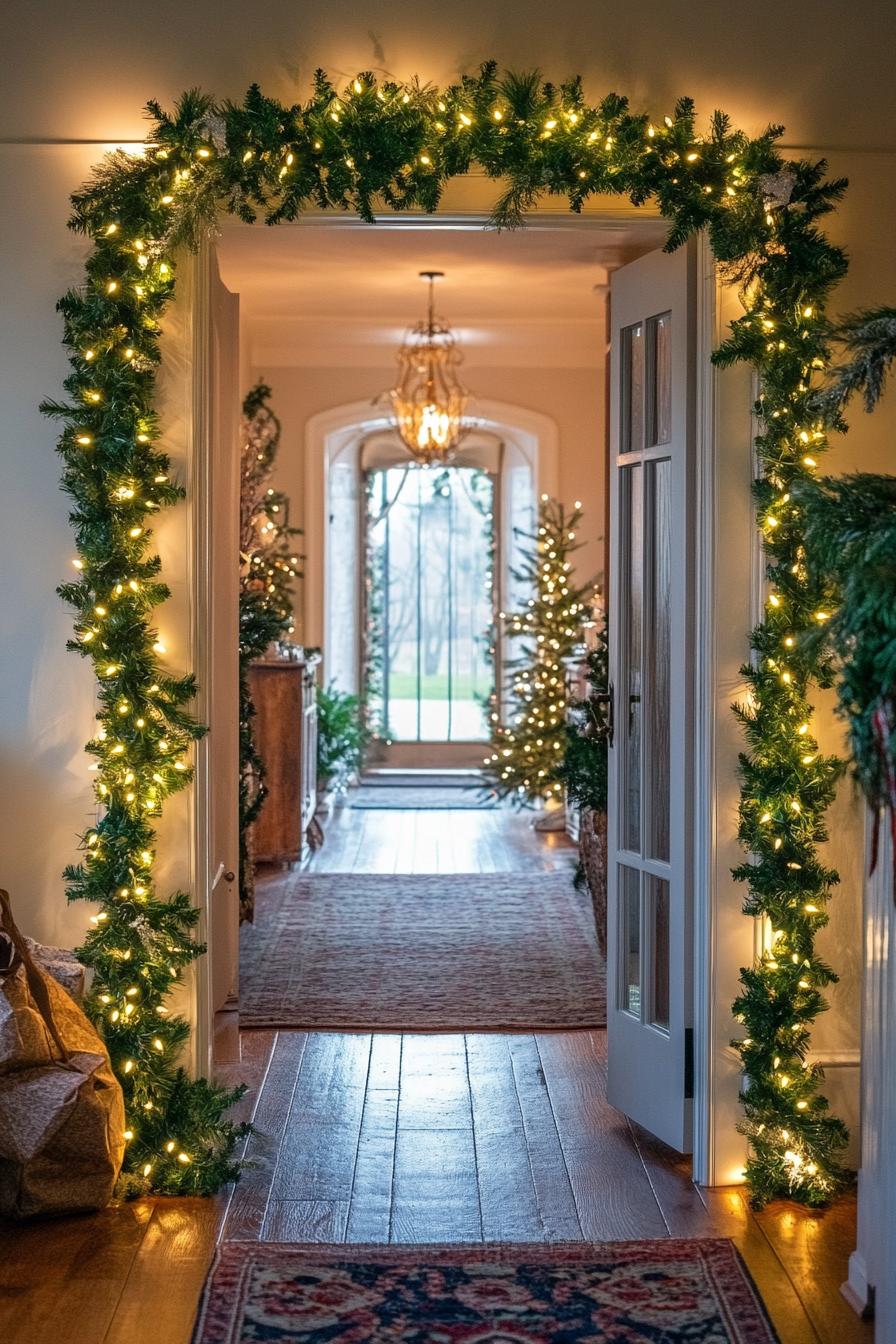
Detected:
left=25, top=937, right=86, bottom=1002
left=0, top=889, right=126, bottom=1218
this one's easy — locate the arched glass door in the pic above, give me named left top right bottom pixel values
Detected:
left=364, top=466, right=495, bottom=752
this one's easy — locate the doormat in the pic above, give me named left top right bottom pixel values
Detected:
left=239, top=872, right=604, bottom=1030
left=350, top=785, right=497, bottom=809
left=192, top=1240, right=780, bottom=1344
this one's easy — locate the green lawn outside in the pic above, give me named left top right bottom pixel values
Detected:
left=387, top=671, right=492, bottom=701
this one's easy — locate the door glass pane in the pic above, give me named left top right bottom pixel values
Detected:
left=620, top=865, right=641, bottom=1017
left=649, top=312, right=672, bottom=446
left=622, top=464, right=642, bottom=851
left=649, top=876, right=670, bottom=1030
left=646, top=458, right=671, bottom=860
left=366, top=466, right=495, bottom=742
left=622, top=322, right=645, bottom=453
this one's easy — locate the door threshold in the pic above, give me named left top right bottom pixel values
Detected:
left=361, top=767, right=484, bottom=788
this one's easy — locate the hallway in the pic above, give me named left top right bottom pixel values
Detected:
left=0, top=804, right=870, bottom=1344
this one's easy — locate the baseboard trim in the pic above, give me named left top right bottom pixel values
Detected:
left=843, top=1251, right=875, bottom=1320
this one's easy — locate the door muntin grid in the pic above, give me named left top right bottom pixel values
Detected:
left=616, top=310, right=673, bottom=1033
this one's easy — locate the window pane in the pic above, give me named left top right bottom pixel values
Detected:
left=620, top=865, right=641, bottom=1017
left=622, top=322, right=645, bottom=453
left=367, top=466, right=494, bottom=742
left=646, top=458, right=671, bottom=860
left=649, top=875, right=670, bottom=1031
left=622, top=464, right=642, bottom=851
left=649, top=312, right=672, bottom=446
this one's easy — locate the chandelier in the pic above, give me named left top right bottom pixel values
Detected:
left=387, top=270, right=471, bottom=466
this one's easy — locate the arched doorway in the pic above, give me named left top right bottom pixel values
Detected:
left=305, top=398, right=559, bottom=766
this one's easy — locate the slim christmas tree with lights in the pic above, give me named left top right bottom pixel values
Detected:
left=240, top=383, right=302, bottom=643
left=239, top=383, right=302, bottom=921
left=484, top=495, right=593, bottom=806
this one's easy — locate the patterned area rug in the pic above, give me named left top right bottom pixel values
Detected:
left=192, top=1241, right=780, bottom=1344
left=239, top=872, right=604, bottom=1030
left=350, top=786, right=497, bottom=810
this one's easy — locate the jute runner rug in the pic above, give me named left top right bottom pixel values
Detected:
left=239, top=872, right=605, bottom=1030
left=193, top=1241, right=779, bottom=1344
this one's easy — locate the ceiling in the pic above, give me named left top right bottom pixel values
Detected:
left=216, top=217, right=668, bottom=368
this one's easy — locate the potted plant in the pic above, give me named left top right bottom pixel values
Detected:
left=556, top=625, right=610, bottom=962
left=316, top=682, right=369, bottom=806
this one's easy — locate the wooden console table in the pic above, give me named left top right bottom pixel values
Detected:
left=248, top=651, right=321, bottom=864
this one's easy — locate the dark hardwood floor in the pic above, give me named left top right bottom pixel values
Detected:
left=0, top=802, right=871, bottom=1344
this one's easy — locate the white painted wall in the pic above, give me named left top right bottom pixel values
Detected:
left=3, top=0, right=893, bottom=150
left=0, top=145, right=105, bottom=951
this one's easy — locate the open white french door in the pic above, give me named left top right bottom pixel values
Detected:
left=606, top=242, right=696, bottom=1153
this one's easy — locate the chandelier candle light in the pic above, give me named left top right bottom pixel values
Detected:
left=387, top=270, right=471, bottom=466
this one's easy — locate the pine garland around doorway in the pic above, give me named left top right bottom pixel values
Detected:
left=44, top=64, right=854, bottom=1203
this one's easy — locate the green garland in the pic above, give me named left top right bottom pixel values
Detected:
left=45, top=63, right=854, bottom=1203
left=801, top=474, right=896, bottom=821
left=799, top=308, right=896, bottom=836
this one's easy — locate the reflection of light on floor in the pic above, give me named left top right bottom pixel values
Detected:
left=387, top=697, right=488, bottom=741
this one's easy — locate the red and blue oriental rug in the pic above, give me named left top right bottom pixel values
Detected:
left=192, top=1240, right=779, bottom=1343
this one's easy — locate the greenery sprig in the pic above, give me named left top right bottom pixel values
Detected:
left=47, top=65, right=853, bottom=1203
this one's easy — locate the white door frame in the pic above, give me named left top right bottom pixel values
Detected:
left=188, top=208, right=759, bottom=1189
left=846, top=819, right=895, bottom=1326
left=690, top=233, right=758, bottom=1185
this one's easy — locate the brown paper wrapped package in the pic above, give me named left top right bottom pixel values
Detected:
left=0, top=890, right=125, bottom=1218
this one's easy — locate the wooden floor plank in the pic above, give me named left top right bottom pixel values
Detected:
left=466, top=1034, right=544, bottom=1240
left=264, top=1199, right=350, bottom=1242
left=507, top=1035, right=583, bottom=1239
left=753, top=1195, right=873, bottom=1344
left=390, top=1126, right=482, bottom=1243
left=625, top=1119, right=720, bottom=1237
left=221, top=1031, right=307, bottom=1240
left=583, top=1033, right=714, bottom=1239
left=346, top=1037, right=402, bottom=1242
left=346, top=1089, right=400, bottom=1242
left=0, top=1202, right=153, bottom=1344
left=104, top=1198, right=219, bottom=1344
left=535, top=1031, right=669, bottom=1240
left=269, top=1033, right=372, bottom=1204
left=397, top=1033, right=472, bottom=1130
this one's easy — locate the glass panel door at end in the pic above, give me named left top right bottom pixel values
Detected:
left=365, top=466, right=495, bottom=744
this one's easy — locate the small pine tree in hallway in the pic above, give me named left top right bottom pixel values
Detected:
left=484, top=495, right=594, bottom=805
left=239, top=383, right=302, bottom=921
